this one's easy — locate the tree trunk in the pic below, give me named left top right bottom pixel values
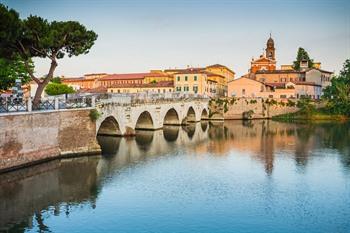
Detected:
left=32, top=59, right=57, bottom=108
left=32, top=82, right=46, bottom=108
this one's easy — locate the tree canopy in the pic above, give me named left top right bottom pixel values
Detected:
left=45, top=82, right=75, bottom=96
left=0, top=57, right=33, bottom=91
left=293, top=47, right=314, bottom=70
left=0, top=4, right=97, bottom=103
left=323, top=59, right=350, bottom=116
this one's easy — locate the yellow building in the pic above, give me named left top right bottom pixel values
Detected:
left=143, top=71, right=173, bottom=84
left=164, top=64, right=235, bottom=97
left=174, top=69, right=208, bottom=96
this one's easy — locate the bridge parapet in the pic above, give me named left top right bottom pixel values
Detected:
left=95, top=93, right=209, bottom=136
left=96, top=92, right=209, bottom=106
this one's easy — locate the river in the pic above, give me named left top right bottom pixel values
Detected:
left=0, top=120, right=349, bottom=233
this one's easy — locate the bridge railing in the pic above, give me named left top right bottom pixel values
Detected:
left=0, top=92, right=208, bottom=114
left=96, top=92, right=209, bottom=106
left=0, top=95, right=95, bottom=114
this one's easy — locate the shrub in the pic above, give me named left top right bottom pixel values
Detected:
left=45, top=82, right=75, bottom=96
left=89, top=109, right=100, bottom=121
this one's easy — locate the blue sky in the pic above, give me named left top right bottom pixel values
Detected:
left=1, top=0, right=349, bottom=77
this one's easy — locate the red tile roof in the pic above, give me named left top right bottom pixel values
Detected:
left=206, top=64, right=236, bottom=74
left=78, top=86, right=108, bottom=93
left=99, top=73, right=150, bottom=81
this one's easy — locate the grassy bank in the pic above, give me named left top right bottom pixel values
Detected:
left=272, top=108, right=349, bottom=122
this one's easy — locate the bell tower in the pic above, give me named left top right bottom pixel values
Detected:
left=265, top=34, right=275, bottom=60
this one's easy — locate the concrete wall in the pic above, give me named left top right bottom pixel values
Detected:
left=209, top=98, right=299, bottom=120
left=0, top=109, right=100, bottom=172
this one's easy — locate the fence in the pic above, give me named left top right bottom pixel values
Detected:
left=0, top=92, right=209, bottom=114
left=0, top=95, right=95, bottom=114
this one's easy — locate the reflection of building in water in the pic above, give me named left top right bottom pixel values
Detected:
left=205, top=120, right=320, bottom=174
left=0, top=157, right=100, bottom=232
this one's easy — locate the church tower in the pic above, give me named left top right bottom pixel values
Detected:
left=265, top=34, right=275, bottom=60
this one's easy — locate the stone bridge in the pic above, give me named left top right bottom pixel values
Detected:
left=95, top=94, right=209, bottom=136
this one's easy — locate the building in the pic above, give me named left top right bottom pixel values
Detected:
left=61, top=64, right=235, bottom=97
left=250, top=35, right=276, bottom=73
left=98, top=73, right=146, bottom=88
left=228, top=77, right=322, bottom=99
left=107, top=81, right=174, bottom=94
left=173, top=69, right=208, bottom=96
left=228, top=77, right=274, bottom=98
left=62, top=73, right=108, bottom=90
left=229, top=35, right=333, bottom=99
left=165, top=64, right=235, bottom=97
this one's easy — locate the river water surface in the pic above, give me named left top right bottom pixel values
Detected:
left=0, top=120, right=350, bottom=233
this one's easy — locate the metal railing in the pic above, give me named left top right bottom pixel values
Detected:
left=0, top=95, right=95, bottom=114
left=0, top=92, right=208, bottom=114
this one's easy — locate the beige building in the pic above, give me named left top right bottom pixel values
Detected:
left=228, top=77, right=323, bottom=99
left=228, top=77, right=273, bottom=98
left=107, top=81, right=174, bottom=94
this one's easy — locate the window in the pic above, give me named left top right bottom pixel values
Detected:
left=176, top=86, right=181, bottom=91
left=177, top=76, right=180, bottom=81
left=194, top=76, right=197, bottom=81
left=185, top=76, right=188, bottom=81
left=242, top=89, right=246, bottom=96
left=193, top=86, right=198, bottom=93
left=280, top=95, right=287, bottom=98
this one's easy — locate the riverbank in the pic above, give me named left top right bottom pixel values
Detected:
left=272, top=108, right=349, bottom=122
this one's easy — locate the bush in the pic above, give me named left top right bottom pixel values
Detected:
left=89, top=109, right=100, bottom=121
left=45, top=82, right=75, bottom=96
left=297, top=97, right=315, bottom=115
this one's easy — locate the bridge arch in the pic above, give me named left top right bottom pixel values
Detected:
left=182, top=106, right=196, bottom=124
left=163, top=108, right=180, bottom=125
left=135, top=111, right=154, bottom=130
left=201, top=108, right=209, bottom=120
left=97, top=116, right=121, bottom=136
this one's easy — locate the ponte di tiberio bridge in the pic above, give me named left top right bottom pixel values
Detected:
left=95, top=93, right=209, bottom=136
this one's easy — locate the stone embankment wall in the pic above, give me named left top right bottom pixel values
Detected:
left=209, top=98, right=299, bottom=120
left=0, top=109, right=100, bottom=172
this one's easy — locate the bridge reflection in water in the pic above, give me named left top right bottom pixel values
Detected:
left=1, top=120, right=350, bottom=232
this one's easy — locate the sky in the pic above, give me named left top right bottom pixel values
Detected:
left=1, top=0, right=350, bottom=78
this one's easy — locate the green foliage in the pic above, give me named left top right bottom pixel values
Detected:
left=249, top=99, right=257, bottom=104
left=242, top=110, right=254, bottom=120
left=51, top=77, right=62, bottom=84
left=265, top=98, right=277, bottom=106
left=0, top=3, right=97, bottom=101
left=223, top=102, right=228, bottom=113
left=297, top=97, right=315, bottom=115
left=0, top=57, right=32, bottom=91
left=150, top=80, right=157, bottom=84
left=89, top=109, right=101, bottom=122
left=323, top=59, right=350, bottom=116
left=45, top=82, right=75, bottom=96
left=229, top=97, right=236, bottom=105
left=293, top=47, right=314, bottom=70
left=286, top=99, right=296, bottom=107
